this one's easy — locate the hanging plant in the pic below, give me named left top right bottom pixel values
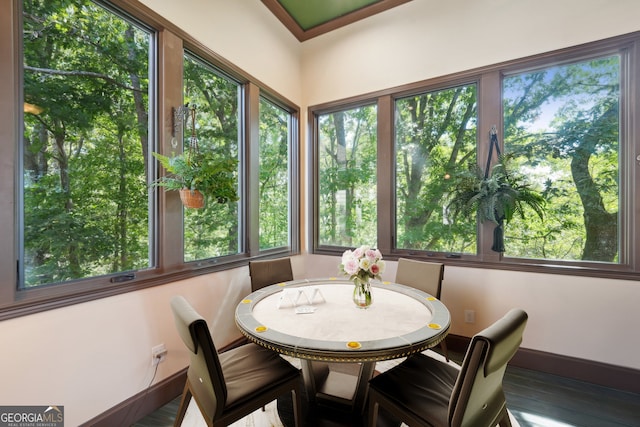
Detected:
left=447, top=131, right=545, bottom=252
left=152, top=105, right=238, bottom=208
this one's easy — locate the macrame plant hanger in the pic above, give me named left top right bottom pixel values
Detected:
left=485, top=126, right=501, bottom=179
left=187, top=105, right=199, bottom=162
left=178, top=105, right=205, bottom=208
left=487, top=126, right=505, bottom=253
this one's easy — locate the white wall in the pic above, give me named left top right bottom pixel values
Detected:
left=140, top=0, right=302, bottom=104
left=0, top=269, right=247, bottom=424
left=2, top=0, right=640, bottom=425
left=301, top=0, right=640, bottom=105
left=0, top=259, right=310, bottom=426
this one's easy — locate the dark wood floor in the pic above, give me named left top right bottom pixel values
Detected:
left=501, top=364, right=639, bottom=427
left=133, top=352, right=640, bottom=427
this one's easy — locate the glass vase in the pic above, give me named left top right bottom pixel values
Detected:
left=352, top=278, right=373, bottom=309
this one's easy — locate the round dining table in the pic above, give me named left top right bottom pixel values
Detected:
left=235, top=277, right=451, bottom=413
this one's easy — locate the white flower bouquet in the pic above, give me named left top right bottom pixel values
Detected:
left=340, top=245, right=385, bottom=284
left=340, top=245, right=385, bottom=308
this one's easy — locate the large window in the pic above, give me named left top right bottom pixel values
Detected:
left=503, top=56, right=621, bottom=263
left=21, top=0, right=153, bottom=287
left=395, top=85, right=477, bottom=254
left=317, top=105, right=378, bottom=248
left=312, top=34, right=638, bottom=278
left=182, top=53, right=241, bottom=262
left=1, top=0, right=299, bottom=319
left=258, top=98, right=292, bottom=250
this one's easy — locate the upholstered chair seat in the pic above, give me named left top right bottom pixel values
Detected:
left=170, top=296, right=303, bottom=427
left=368, top=308, right=528, bottom=427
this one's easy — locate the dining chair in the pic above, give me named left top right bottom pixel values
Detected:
left=170, top=296, right=303, bottom=427
left=247, top=257, right=297, bottom=413
left=368, top=308, right=528, bottom=427
left=395, top=257, right=449, bottom=360
left=248, top=257, right=293, bottom=292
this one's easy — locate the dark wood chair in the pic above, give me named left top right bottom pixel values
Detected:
left=368, top=308, right=528, bottom=427
left=248, top=257, right=293, bottom=292
left=170, top=296, right=303, bottom=427
left=395, top=257, right=449, bottom=360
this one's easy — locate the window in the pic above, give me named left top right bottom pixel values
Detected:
left=258, top=98, right=292, bottom=250
left=311, top=33, right=638, bottom=279
left=182, top=53, right=241, bottom=262
left=395, top=84, right=477, bottom=254
left=21, top=0, right=153, bottom=287
left=1, top=0, right=300, bottom=319
left=503, top=56, right=621, bottom=263
left=316, top=105, right=378, bottom=248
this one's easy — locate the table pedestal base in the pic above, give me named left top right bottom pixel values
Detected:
left=277, top=382, right=401, bottom=427
left=301, top=361, right=375, bottom=413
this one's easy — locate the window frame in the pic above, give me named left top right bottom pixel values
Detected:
left=0, top=0, right=300, bottom=320
left=392, top=81, right=480, bottom=256
left=20, top=0, right=158, bottom=289
left=310, top=31, right=640, bottom=281
left=256, top=95, right=297, bottom=252
left=313, top=101, right=380, bottom=249
left=180, top=49, right=244, bottom=264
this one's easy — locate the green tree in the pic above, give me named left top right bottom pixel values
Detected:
left=182, top=54, right=240, bottom=261
left=503, top=57, right=620, bottom=262
left=259, top=99, right=290, bottom=249
left=395, top=85, right=477, bottom=253
left=22, top=0, right=150, bottom=285
left=318, top=106, right=378, bottom=247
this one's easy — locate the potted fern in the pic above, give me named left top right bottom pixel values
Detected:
left=152, top=149, right=238, bottom=208
left=152, top=104, right=238, bottom=208
left=447, top=153, right=545, bottom=252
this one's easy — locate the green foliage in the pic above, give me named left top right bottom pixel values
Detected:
left=502, top=56, right=620, bottom=261
left=258, top=98, right=290, bottom=249
left=317, top=106, right=378, bottom=247
left=22, top=0, right=152, bottom=286
left=447, top=153, right=546, bottom=226
left=152, top=149, right=238, bottom=204
left=394, top=85, right=478, bottom=253
left=181, top=53, right=241, bottom=261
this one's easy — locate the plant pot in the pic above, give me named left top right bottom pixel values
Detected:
left=179, top=189, right=205, bottom=209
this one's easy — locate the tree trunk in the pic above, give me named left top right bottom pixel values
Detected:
left=569, top=105, right=618, bottom=262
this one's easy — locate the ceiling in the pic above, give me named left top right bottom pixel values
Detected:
left=261, top=0, right=413, bottom=42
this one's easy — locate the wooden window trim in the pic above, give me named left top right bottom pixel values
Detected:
left=310, top=30, right=640, bottom=282
left=0, top=0, right=300, bottom=321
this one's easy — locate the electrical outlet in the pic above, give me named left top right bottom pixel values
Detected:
left=151, top=344, right=167, bottom=366
left=464, top=309, right=475, bottom=324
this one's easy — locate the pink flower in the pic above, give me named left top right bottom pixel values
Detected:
left=370, top=263, right=380, bottom=275
left=353, top=246, right=366, bottom=259
left=343, top=257, right=360, bottom=275
left=341, top=249, right=353, bottom=264
left=339, top=245, right=384, bottom=281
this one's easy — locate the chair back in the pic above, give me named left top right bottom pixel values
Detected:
left=249, top=257, right=293, bottom=292
left=448, top=308, right=528, bottom=427
left=170, top=296, right=227, bottom=421
left=395, top=258, right=444, bottom=298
